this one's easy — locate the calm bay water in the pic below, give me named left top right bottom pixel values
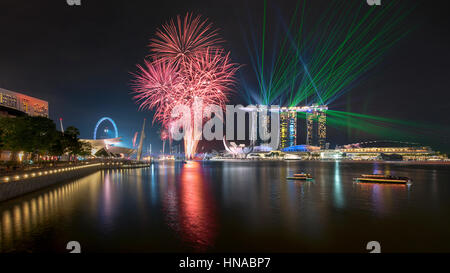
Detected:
left=0, top=161, right=449, bottom=253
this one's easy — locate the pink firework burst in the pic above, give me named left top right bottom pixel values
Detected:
left=133, top=13, right=239, bottom=159
left=181, top=48, right=239, bottom=109
left=160, top=128, right=169, bottom=141
left=150, top=13, right=223, bottom=66
left=131, top=59, right=182, bottom=126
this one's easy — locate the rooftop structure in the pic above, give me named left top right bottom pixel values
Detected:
left=240, top=104, right=328, bottom=150
left=0, top=88, right=48, bottom=118
left=337, top=141, right=443, bottom=161
left=281, top=145, right=321, bottom=153
left=84, top=117, right=136, bottom=158
left=81, top=137, right=136, bottom=158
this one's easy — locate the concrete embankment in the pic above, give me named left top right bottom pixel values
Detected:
left=0, top=162, right=153, bottom=202
left=0, top=163, right=102, bottom=202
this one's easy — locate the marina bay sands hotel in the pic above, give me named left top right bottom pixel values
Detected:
left=279, top=105, right=328, bottom=150
left=246, top=104, right=328, bottom=150
left=245, top=104, right=328, bottom=150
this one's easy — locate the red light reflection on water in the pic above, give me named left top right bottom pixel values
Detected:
left=179, top=161, right=217, bottom=251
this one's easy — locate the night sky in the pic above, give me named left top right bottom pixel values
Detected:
left=0, top=0, right=449, bottom=153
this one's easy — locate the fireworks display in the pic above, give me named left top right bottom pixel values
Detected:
left=150, top=13, right=223, bottom=66
left=132, top=60, right=182, bottom=126
left=160, top=128, right=169, bottom=155
left=132, top=13, right=238, bottom=159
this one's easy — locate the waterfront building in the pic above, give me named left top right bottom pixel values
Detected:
left=318, top=111, right=327, bottom=148
left=305, top=105, right=327, bottom=149
left=241, top=104, right=328, bottom=150
left=223, top=138, right=254, bottom=158
left=253, top=144, right=274, bottom=152
left=279, top=107, right=297, bottom=149
left=281, top=145, right=321, bottom=153
left=279, top=105, right=328, bottom=150
left=337, top=141, right=445, bottom=161
left=320, top=149, right=344, bottom=160
left=0, top=88, right=48, bottom=118
left=81, top=137, right=136, bottom=158
left=0, top=88, right=50, bottom=161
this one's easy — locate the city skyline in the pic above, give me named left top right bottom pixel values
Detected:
left=1, top=0, right=450, bottom=258
left=0, top=0, right=449, bottom=154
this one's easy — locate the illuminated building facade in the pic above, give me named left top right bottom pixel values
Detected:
left=81, top=137, right=136, bottom=158
left=306, top=113, right=314, bottom=146
left=281, top=145, right=321, bottom=153
left=0, top=88, right=48, bottom=118
left=339, top=146, right=439, bottom=161
left=240, top=104, right=327, bottom=150
left=305, top=105, right=327, bottom=149
left=337, top=141, right=446, bottom=161
left=318, top=111, right=327, bottom=148
left=279, top=107, right=297, bottom=149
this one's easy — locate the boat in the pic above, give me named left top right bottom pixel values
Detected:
left=354, top=174, right=411, bottom=184
left=287, top=172, right=313, bottom=181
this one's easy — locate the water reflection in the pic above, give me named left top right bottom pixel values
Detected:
left=101, top=172, right=113, bottom=228
left=354, top=182, right=410, bottom=216
left=334, top=161, right=344, bottom=209
left=159, top=161, right=217, bottom=251
left=0, top=161, right=449, bottom=252
left=0, top=172, right=102, bottom=252
left=161, top=161, right=180, bottom=236
left=179, top=162, right=216, bottom=251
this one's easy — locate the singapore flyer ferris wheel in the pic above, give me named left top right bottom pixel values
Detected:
left=93, top=117, right=118, bottom=140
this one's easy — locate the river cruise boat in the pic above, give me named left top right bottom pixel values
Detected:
left=354, top=174, right=411, bottom=184
left=287, top=172, right=313, bottom=181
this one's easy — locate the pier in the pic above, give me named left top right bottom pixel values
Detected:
left=0, top=160, right=151, bottom=202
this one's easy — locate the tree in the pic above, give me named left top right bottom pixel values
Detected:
left=0, top=121, right=5, bottom=150
left=62, top=126, right=82, bottom=159
left=79, top=141, right=92, bottom=157
left=22, top=116, right=59, bottom=160
left=49, top=131, right=65, bottom=156
left=0, top=117, right=26, bottom=161
left=0, top=117, right=88, bottom=162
